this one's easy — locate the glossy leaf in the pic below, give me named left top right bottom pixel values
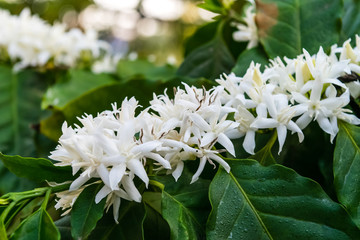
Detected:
left=340, top=0, right=360, bottom=42
left=256, top=0, right=342, bottom=59
left=0, top=64, right=46, bottom=156
left=88, top=201, right=146, bottom=240
left=42, top=69, right=115, bottom=109
left=10, top=208, right=60, bottom=240
left=177, top=21, right=235, bottom=81
left=71, top=184, right=106, bottom=239
left=143, top=201, right=170, bottom=240
left=54, top=216, right=72, bottom=240
left=153, top=169, right=211, bottom=240
left=0, top=153, right=74, bottom=183
left=0, top=220, right=7, bottom=240
left=116, top=59, right=176, bottom=82
left=207, top=159, right=360, bottom=239
left=334, top=121, right=360, bottom=227
left=232, top=46, right=269, bottom=76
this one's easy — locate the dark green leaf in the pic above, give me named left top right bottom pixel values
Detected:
left=10, top=208, right=60, bottom=240
left=116, top=60, right=176, bottom=82
left=184, top=21, right=219, bottom=56
left=257, top=0, right=342, bottom=59
left=54, top=216, right=72, bottom=240
left=207, top=159, right=360, bottom=239
left=0, top=153, right=73, bottom=183
left=0, top=64, right=46, bottom=156
left=42, top=69, right=116, bottom=109
left=143, top=202, right=170, bottom=240
left=153, top=169, right=211, bottom=240
left=334, top=121, right=360, bottom=227
left=177, top=21, right=235, bottom=81
left=71, top=184, right=106, bottom=239
left=232, top=46, right=269, bottom=76
left=340, top=0, right=360, bottom=42
left=88, top=201, right=146, bottom=240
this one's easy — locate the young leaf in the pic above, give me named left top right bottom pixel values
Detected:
left=256, top=0, right=342, bottom=59
left=10, top=208, right=60, bottom=240
left=207, top=159, right=360, bottom=239
left=0, top=220, right=7, bottom=240
left=152, top=169, right=211, bottom=240
left=334, top=121, right=360, bottom=228
left=71, top=184, right=106, bottom=240
left=0, top=153, right=74, bottom=183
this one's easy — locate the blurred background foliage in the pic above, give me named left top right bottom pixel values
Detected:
left=0, top=0, right=217, bottom=65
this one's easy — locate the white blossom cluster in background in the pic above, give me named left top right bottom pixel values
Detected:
left=232, top=0, right=258, bottom=49
left=0, top=8, right=113, bottom=71
left=51, top=37, right=360, bottom=222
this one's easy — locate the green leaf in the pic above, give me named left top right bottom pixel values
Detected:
left=184, top=21, right=219, bottom=57
left=232, top=46, right=269, bottom=76
left=153, top=169, right=211, bottom=240
left=198, top=0, right=223, bottom=14
left=207, top=159, right=360, bottom=239
left=334, top=121, right=360, bottom=227
left=116, top=60, right=176, bottom=82
left=10, top=208, right=60, bottom=240
left=177, top=21, right=235, bottom=81
left=257, top=0, right=342, bottom=59
left=340, top=0, right=360, bottom=42
left=54, top=216, right=72, bottom=240
left=0, top=64, right=46, bottom=156
left=42, top=69, right=116, bottom=109
left=88, top=201, right=146, bottom=240
left=71, top=184, right=106, bottom=240
left=143, top=202, right=170, bottom=240
left=0, top=153, right=74, bottom=183
left=250, top=131, right=277, bottom=166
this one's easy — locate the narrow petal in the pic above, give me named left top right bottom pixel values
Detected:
left=95, top=185, right=112, bottom=203
left=276, top=125, right=287, bottom=154
left=190, top=114, right=211, bottom=131
left=112, top=197, right=121, bottom=224
left=109, top=164, right=126, bottom=190
left=132, top=141, right=161, bottom=154
left=317, top=116, right=334, bottom=136
left=208, top=153, right=230, bottom=173
left=218, top=133, right=236, bottom=156
left=243, top=130, right=256, bottom=155
left=69, top=174, right=91, bottom=191
left=145, top=152, right=171, bottom=169
left=127, top=159, right=149, bottom=187
left=96, top=164, right=110, bottom=187
left=122, top=175, right=142, bottom=202
left=296, top=113, right=312, bottom=129
left=172, top=161, right=184, bottom=182
left=191, top=157, right=207, bottom=184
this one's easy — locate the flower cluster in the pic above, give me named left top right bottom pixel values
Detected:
left=0, top=8, right=110, bottom=71
left=51, top=38, right=360, bottom=222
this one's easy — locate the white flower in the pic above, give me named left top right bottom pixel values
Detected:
left=50, top=98, right=170, bottom=222
left=233, top=1, right=258, bottom=49
left=251, top=93, right=304, bottom=153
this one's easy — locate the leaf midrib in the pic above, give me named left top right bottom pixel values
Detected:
left=229, top=171, right=273, bottom=240
left=163, top=191, right=203, bottom=232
